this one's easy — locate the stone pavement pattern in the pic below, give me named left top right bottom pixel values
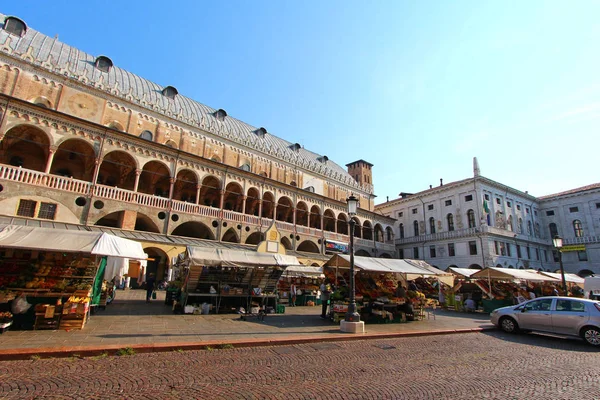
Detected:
left=1, top=331, right=599, bottom=399
left=0, top=290, right=492, bottom=355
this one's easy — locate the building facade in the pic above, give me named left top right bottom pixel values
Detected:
left=0, top=14, right=395, bottom=274
left=375, top=158, right=599, bottom=276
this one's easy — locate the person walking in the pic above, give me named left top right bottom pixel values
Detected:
left=146, top=273, right=156, bottom=303
left=290, top=283, right=297, bottom=307
left=320, top=280, right=331, bottom=319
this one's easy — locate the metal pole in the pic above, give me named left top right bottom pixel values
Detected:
left=345, top=219, right=360, bottom=322
left=558, top=249, right=567, bottom=294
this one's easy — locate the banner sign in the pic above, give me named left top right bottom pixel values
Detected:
left=325, top=240, right=348, bottom=254
left=561, top=245, right=586, bottom=252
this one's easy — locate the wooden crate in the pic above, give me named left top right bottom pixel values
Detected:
left=59, top=315, right=87, bottom=330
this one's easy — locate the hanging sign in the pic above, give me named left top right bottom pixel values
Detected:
left=325, top=240, right=348, bottom=254
left=561, top=245, right=586, bottom=252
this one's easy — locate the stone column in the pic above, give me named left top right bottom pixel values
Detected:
left=168, top=177, right=175, bottom=199
left=133, top=169, right=142, bottom=192
left=195, top=184, right=201, bottom=205
left=44, top=146, right=57, bottom=174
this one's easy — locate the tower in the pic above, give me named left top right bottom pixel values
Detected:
left=346, top=159, right=374, bottom=187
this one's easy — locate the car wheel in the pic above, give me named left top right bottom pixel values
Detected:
left=582, top=327, right=600, bottom=346
left=499, top=317, right=519, bottom=333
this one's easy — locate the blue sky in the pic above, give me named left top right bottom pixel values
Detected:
left=5, top=1, right=599, bottom=202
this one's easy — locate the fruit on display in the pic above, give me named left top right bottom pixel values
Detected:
left=0, top=311, right=12, bottom=322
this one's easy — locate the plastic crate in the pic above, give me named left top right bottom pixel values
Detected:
left=276, top=304, right=285, bottom=314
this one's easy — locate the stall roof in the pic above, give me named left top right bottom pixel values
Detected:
left=471, top=267, right=559, bottom=282
left=449, top=267, right=479, bottom=278
left=538, top=271, right=585, bottom=284
left=186, top=246, right=300, bottom=267
left=324, top=254, right=453, bottom=286
left=0, top=224, right=145, bottom=259
left=283, top=265, right=324, bottom=277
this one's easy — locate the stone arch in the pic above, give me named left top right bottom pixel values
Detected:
left=134, top=212, right=161, bottom=233
left=199, top=175, right=221, bottom=208
left=309, top=205, right=321, bottom=229
left=143, top=247, right=169, bottom=281
left=0, top=124, right=51, bottom=172
left=468, top=264, right=482, bottom=269
left=385, top=226, right=393, bottom=242
left=173, top=169, right=198, bottom=202
left=106, top=120, right=124, bottom=131
left=356, top=249, right=370, bottom=257
left=97, top=150, right=137, bottom=190
left=50, top=138, right=96, bottom=181
left=496, top=264, right=503, bottom=269
left=276, top=196, right=293, bottom=223
left=245, top=231, right=264, bottom=245
left=221, top=227, right=240, bottom=243
left=138, top=160, right=171, bottom=197
left=261, top=191, right=275, bottom=219
left=223, top=182, right=243, bottom=212
left=245, top=187, right=260, bottom=216
left=280, top=236, right=293, bottom=250
left=578, top=269, right=594, bottom=278
left=337, top=213, right=348, bottom=235
left=297, top=240, right=319, bottom=253
left=351, top=217, right=362, bottom=238
left=295, top=201, right=309, bottom=226
left=171, top=221, right=215, bottom=240
left=374, top=223, right=385, bottom=242
left=94, top=211, right=123, bottom=229
left=362, top=220, right=373, bottom=240
left=380, top=253, right=392, bottom=258
left=323, top=209, right=336, bottom=232
left=164, top=139, right=178, bottom=149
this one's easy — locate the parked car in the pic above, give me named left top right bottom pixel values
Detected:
left=490, top=296, right=600, bottom=346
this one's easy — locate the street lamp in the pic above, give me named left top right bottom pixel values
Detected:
left=552, top=235, right=568, bottom=294
left=345, top=194, right=360, bottom=323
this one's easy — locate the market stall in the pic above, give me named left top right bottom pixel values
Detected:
left=277, top=265, right=323, bottom=307
left=182, top=246, right=300, bottom=315
left=470, top=267, right=560, bottom=313
left=446, top=268, right=484, bottom=311
left=0, top=225, right=145, bottom=331
left=323, top=255, right=453, bottom=323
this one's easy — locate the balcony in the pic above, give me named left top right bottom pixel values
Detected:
left=564, top=236, right=600, bottom=245
left=396, top=227, right=478, bottom=245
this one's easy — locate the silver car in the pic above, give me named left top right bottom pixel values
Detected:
left=490, top=296, right=600, bottom=346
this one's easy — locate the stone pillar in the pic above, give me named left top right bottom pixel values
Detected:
left=92, top=159, right=102, bottom=185
left=168, top=177, right=175, bottom=199
left=195, top=184, right=201, bottom=205
left=258, top=198, right=263, bottom=219
left=219, top=189, right=225, bottom=210
left=44, top=146, right=57, bottom=174
left=133, top=169, right=142, bottom=192
left=119, top=209, right=137, bottom=230
left=242, top=195, right=247, bottom=214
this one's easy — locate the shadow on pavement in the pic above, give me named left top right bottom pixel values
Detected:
left=481, top=329, right=600, bottom=353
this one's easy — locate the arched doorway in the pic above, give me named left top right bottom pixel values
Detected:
left=295, top=201, right=309, bottom=226
left=362, top=220, right=373, bottom=240
left=97, top=150, right=137, bottom=190
left=276, top=196, right=293, bottom=223
left=171, top=221, right=215, bottom=240
left=138, top=161, right=171, bottom=197
left=337, top=213, right=348, bottom=235
left=245, top=231, right=264, bottom=245
left=223, top=182, right=243, bottom=212
left=143, top=247, right=169, bottom=284
left=172, top=169, right=198, bottom=203
left=0, top=124, right=50, bottom=172
left=134, top=213, right=160, bottom=233
left=297, top=240, right=319, bottom=253
left=374, top=224, right=384, bottom=242
left=309, top=205, right=321, bottom=229
left=323, top=209, right=336, bottom=232
left=221, top=228, right=240, bottom=243
left=262, top=192, right=275, bottom=219
left=50, top=138, right=96, bottom=181
left=280, top=236, right=293, bottom=250
left=352, top=217, right=362, bottom=238
left=245, top=188, right=260, bottom=216
left=199, top=175, right=221, bottom=208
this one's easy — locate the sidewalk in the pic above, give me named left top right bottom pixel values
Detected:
left=0, top=290, right=494, bottom=360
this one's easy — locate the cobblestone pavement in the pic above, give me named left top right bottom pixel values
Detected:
left=1, top=331, right=599, bottom=399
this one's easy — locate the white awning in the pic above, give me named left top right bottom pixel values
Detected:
left=0, top=225, right=145, bottom=259
left=449, top=267, right=479, bottom=278
left=186, top=246, right=300, bottom=267
left=283, top=265, right=324, bottom=277
left=538, top=271, right=584, bottom=284
left=471, top=267, right=559, bottom=282
left=324, top=254, right=454, bottom=286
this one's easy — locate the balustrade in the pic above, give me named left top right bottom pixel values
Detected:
left=0, top=165, right=91, bottom=194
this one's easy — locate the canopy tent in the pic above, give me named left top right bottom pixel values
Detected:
left=324, top=254, right=454, bottom=286
left=186, top=246, right=300, bottom=267
left=538, top=271, right=585, bottom=284
left=449, top=267, right=479, bottom=278
left=471, top=267, right=559, bottom=282
left=282, top=265, right=324, bottom=278
left=0, top=224, right=146, bottom=259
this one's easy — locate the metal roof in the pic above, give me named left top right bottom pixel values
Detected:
left=0, top=13, right=363, bottom=192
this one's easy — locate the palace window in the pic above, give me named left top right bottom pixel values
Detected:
left=573, top=220, right=584, bottom=237
left=467, top=209, right=476, bottom=228
left=429, top=217, right=436, bottom=234
left=3, top=17, right=26, bottom=36
left=447, top=213, right=454, bottom=231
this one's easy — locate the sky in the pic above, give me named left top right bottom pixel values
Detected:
left=4, top=1, right=600, bottom=203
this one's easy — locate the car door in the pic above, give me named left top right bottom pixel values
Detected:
left=518, top=298, right=554, bottom=332
left=552, top=299, right=589, bottom=335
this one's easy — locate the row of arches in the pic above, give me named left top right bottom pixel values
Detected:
left=0, top=124, right=392, bottom=242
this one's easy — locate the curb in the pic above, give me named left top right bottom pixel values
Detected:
left=0, top=326, right=496, bottom=361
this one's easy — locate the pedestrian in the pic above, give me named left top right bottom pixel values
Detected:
left=146, top=273, right=156, bottom=303
left=552, top=287, right=559, bottom=297
left=395, top=281, right=406, bottom=299
left=290, top=283, right=297, bottom=307
left=320, top=279, right=331, bottom=319
left=408, top=280, right=418, bottom=291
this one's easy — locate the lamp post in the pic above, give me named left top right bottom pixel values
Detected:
left=552, top=235, right=568, bottom=294
left=345, top=195, right=360, bottom=323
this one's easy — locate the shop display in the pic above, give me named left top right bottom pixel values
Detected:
left=277, top=277, right=320, bottom=306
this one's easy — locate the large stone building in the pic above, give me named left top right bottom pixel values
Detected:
left=375, top=158, right=599, bottom=276
left=0, top=14, right=395, bottom=276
